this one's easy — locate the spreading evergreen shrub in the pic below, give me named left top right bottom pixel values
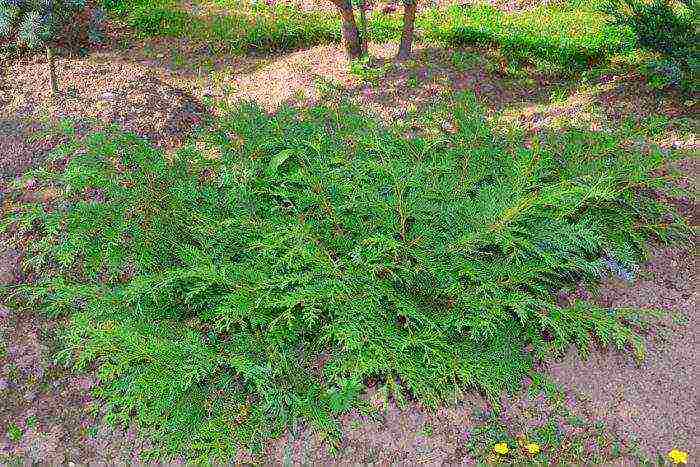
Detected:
left=3, top=94, right=688, bottom=460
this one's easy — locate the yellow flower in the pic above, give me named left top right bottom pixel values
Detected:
left=494, top=442, right=509, bottom=455
left=525, top=443, right=540, bottom=455
left=668, top=449, right=688, bottom=464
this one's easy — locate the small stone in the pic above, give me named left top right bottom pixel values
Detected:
left=77, top=377, right=95, bottom=391
left=441, top=120, right=458, bottom=134
left=101, top=91, right=116, bottom=101
left=391, top=108, right=406, bottom=119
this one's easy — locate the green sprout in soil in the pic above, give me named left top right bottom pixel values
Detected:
left=7, top=423, right=22, bottom=443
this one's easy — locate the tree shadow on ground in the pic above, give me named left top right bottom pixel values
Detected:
left=274, top=45, right=696, bottom=143
left=0, top=119, right=53, bottom=184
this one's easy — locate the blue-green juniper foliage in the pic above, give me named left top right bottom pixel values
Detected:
left=0, top=0, right=102, bottom=49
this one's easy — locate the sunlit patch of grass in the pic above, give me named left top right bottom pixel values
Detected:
left=421, top=3, right=636, bottom=69
left=105, top=0, right=341, bottom=52
left=493, top=81, right=617, bottom=133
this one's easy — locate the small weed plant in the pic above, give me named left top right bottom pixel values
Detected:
left=349, top=56, right=393, bottom=83
left=3, top=93, right=688, bottom=460
left=465, top=375, right=650, bottom=464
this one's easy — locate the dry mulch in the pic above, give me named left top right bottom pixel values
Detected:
left=1, top=35, right=698, bottom=463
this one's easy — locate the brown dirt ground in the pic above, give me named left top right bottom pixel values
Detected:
left=1, top=33, right=698, bottom=463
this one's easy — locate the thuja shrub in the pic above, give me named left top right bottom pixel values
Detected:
left=4, top=94, right=688, bottom=459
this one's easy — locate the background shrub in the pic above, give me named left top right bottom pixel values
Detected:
left=606, top=0, right=698, bottom=88
left=0, top=0, right=103, bottom=51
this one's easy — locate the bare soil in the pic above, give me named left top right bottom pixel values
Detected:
left=1, top=35, right=697, bottom=463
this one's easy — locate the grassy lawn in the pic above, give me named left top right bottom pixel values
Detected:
left=420, top=3, right=634, bottom=67
left=106, top=0, right=634, bottom=69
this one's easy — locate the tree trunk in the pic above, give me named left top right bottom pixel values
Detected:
left=331, top=0, right=363, bottom=59
left=47, top=46, right=59, bottom=96
left=397, top=0, right=417, bottom=60
left=358, top=0, right=368, bottom=55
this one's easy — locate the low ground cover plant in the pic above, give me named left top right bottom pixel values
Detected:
left=3, top=93, right=688, bottom=460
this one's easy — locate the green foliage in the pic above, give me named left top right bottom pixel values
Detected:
left=102, top=0, right=632, bottom=68
left=102, top=0, right=341, bottom=52
left=4, top=94, right=688, bottom=460
left=606, top=0, right=698, bottom=88
left=0, top=0, right=93, bottom=50
left=422, top=4, right=636, bottom=69
left=7, top=423, right=22, bottom=443
left=211, top=2, right=340, bottom=52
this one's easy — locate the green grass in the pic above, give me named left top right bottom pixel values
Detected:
left=421, top=4, right=635, bottom=67
left=3, top=93, right=688, bottom=461
left=102, top=0, right=635, bottom=68
left=104, top=0, right=342, bottom=52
